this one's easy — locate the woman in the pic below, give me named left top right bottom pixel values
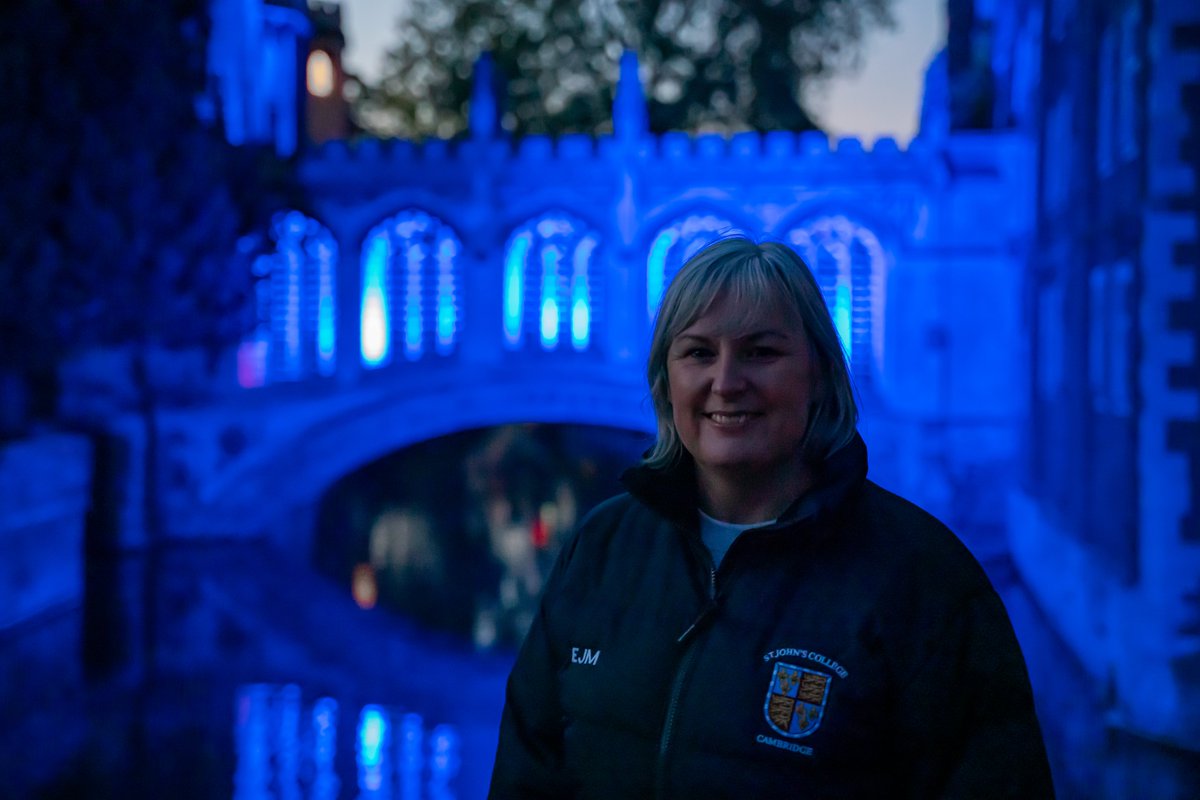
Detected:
left=489, top=237, right=1054, bottom=798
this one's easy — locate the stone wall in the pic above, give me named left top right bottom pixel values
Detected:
left=0, top=432, right=93, bottom=792
left=0, top=433, right=92, bottom=631
left=1010, top=0, right=1200, bottom=750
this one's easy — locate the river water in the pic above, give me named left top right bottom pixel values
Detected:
left=4, top=541, right=1199, bottom=799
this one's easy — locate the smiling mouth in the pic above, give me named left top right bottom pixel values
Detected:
left=704, top=412, right=759, bottom=425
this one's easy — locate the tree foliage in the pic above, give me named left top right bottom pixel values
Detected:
left=355, top=0, right=895, bottom=138
left=0, top=0, right=300, bottom=395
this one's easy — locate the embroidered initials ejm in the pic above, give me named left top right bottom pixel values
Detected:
left=571, top=647, right=601, bottom=665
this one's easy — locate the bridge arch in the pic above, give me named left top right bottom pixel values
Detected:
left=171, top=364, right=655, bottom=541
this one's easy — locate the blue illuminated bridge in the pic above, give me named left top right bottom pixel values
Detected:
left=153, top=93, right=1033, bottom=549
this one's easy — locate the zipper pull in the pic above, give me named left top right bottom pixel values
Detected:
left=677, top=598, right=718, bottom=644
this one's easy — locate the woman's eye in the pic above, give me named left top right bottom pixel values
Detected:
left=747, top=347, right=779, bottom=359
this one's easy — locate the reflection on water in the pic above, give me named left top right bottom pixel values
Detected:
left=316, top=425, right=653, bottom=650
left=5, top=541, right=1200, bottom=798
left=234, top=684, right=337, bottom=800
left=9, top=471, right=1197, bottom=798
left=233, top=684, right=460, bottom=800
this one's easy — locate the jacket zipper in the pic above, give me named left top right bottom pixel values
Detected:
left=655, top=565, right=717, bottom=799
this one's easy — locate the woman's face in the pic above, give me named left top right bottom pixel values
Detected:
left=666, top=291, right=815, bottom=487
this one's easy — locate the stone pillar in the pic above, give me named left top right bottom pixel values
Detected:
left=333, top=222, right=364, bottom=386
left=606, top=169, right=641, bottom=366
left=604, top=50, right=650, bottom=366
left=459, top=138, right=506, bottom=368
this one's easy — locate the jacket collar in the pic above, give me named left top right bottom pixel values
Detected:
left=620, top=432, right=869, bottom=533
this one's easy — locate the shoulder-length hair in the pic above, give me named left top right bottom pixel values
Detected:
left=644, top=235, right=858, bottom=469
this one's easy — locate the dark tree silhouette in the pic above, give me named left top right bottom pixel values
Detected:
left=0, top=3, right=307, bottom=748
left=0, top=0, right=300, bottom=428
left=355, top=0, right=895, bottom=138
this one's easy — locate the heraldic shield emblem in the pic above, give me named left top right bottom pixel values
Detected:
left=764, top=662, right=831, bottom=738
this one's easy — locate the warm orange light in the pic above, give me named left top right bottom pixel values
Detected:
left=307, top=50, right=334, bottom=98
left=352, top=563, right=377, bottom=610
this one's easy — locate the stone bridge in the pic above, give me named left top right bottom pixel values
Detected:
left=147, top=57, right=1033, bottom=550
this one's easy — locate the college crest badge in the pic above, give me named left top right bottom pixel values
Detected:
left=763, top=662, right=831, bottom=738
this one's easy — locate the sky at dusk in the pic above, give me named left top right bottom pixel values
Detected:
left=337, top=0, right=946, bottom=146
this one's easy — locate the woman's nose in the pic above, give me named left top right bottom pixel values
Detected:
left=711, top=352, right=747, bottom=395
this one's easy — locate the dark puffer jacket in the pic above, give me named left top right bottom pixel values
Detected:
left=489, top=435, right=1054, bottom=799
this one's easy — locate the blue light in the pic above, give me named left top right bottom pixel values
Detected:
left=540, top=295, right=560, bottom=349
left=405, top=243, right=424, bottom=360
left=788, top=216, right=886, bottom=374
left=505, top=233, right=530, bottom=347
left=834, top=283, right=852, bottom=362
left=233, top=684, right=270, bottom=797
left=536, top=217, right=572, bottom=237
left=429, top=723, right=462, bottom=793
left=399, top=712, right=424, bottom=798
left=436, top=236, right=457, bottom=354
left=647, top=229, right=677, bottom=319
left=571, top=298, right=590, bottom=350
left=356, top=704, right=390, bottom=794
left=311, top=697, right=340, bottom=800
left=312, top=697, right=338, bottom=770
left=571, top=236, right=596, bottom=351
left=646, top=215, right=733, bottom=322
left=283, top=242, right=301, bottom=378
left=242, top=211, right=341, bottom=385
left=276, top=685, right=302, bottom=791
left=358, top=705, right=387, bottom=769
left=361, top=232, right=390, bottom=367
left=540, top=245, right=561, bottom=349
left=366, top=210, right=462, bottom=361
left=395, top=216, right=424, bottom=238
left=316, top=240, right=336, bottom=375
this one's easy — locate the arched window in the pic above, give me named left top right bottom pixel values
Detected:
left=360, top=210, right=462, bottom=368
left=239, top=210, right=337, bottom=387
left=645, top=213, right=738, bottom=321
left=786, top=216, right=888, bottom=383
left=502, top=214, right=601, bottom=353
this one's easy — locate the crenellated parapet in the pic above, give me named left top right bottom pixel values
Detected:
left=297, top=127, right=975, bottom=264
left=306, top=128, right=918, bottom=163
left=277, top=53, right=1033, bottom=424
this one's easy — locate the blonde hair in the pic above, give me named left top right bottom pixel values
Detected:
left=644, top=236, right=858, bottom=469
